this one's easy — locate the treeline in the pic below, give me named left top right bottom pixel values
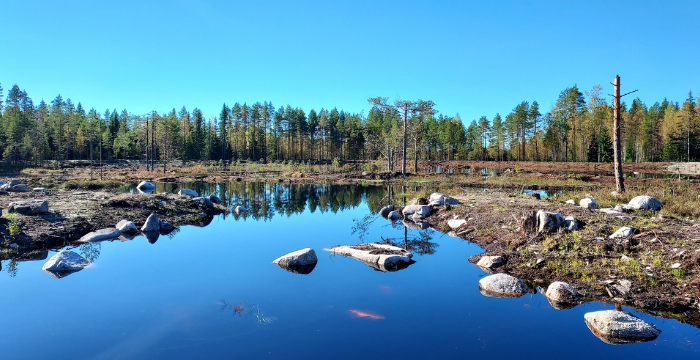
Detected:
left=0, top=81, right=698, bottom=167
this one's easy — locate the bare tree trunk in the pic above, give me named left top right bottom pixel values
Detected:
left=613, top=75, right=625, bottom=193
left=402, top=107, right=408, bottom=176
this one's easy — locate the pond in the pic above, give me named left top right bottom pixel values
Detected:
left=1, top=183, right=699, bottom=359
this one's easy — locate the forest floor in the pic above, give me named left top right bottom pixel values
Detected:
left=2, top=160, right=700, bottom=327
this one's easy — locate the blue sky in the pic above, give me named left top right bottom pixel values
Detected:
left=1, top=0, right=698, bottom=122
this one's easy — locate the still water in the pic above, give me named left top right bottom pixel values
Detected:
left=1, top=183, right=699, bottom=359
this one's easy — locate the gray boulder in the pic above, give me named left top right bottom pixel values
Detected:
left=33, top=187, right=47, bottom=192
left=10, top=184, right=28, bottom=192
left=565, top=216, right=579, bottom=231
left=536, top=210, right=565, bottom=233
left=116, top=220, right=138, bottom=233
left=476, top=255, right=503, bottom=270
left=9, top=180, right=22, bottom=186
left=235, top=205, right=247, bottom=213
left=330, top=243, right=413, bottom=272
left=379, top=205, right=394, bottom=218
left=141, top=213, right=161, bottom=232
left=209, top=195, right=222, bottom=204
left=628, top=196, right=662, bottom=211
left=580, top=198, right=598, bottom=210
left=429, top=193, right=447, bottom=205
left=402, top=204, right=431, bottom=219
left=42, top=250, right=89, bottom=277
left=77, top=228, right=121, bottom=243
left=545, top=281, right=579, bottom=306
left=8, top=200, right=49, bottom=215
left=178, top=189, right=198, bottom=197
left=447, top=219, right=467, bottom=229
left=584, top=310, right=660, bottom=344
left=478, top=273, right=529, bottom=298
left=192, top=197, right=213, bottom=208
left=610, top=226, right=634, bottom=239
left=387, top=211, right=401, bottom=220
left=137, top=181, right=155, bottom=190
left=565, top=199, right=576, bottom=205
left=273, top=248, right=318, bottom=267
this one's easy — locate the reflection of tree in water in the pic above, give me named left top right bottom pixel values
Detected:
left=136, top=182, right=403, bottom=221
left=351, top=214, right=378, bottom=243
left=5, top=259, right=18, bottom=277
left=220, top=299, right=276, bottom=324
left=77, top=243, right=101, bottom=263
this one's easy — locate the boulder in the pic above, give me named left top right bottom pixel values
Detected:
left=330, top=243, right=413, bottom=272
left=192, top=197, right=213, bottom=208
left=7, top=200, right=49, bottom=215
left=387, top=211, right=401, bottom=220
left=160, top=222, right=175, bottom=234
left=178, top=189, right=198, bottom=197
left=565, top=199, right=576, bottom=205
left=141, top=213, right=161, bottom=232
left=42, top=250, right=89, bottom=277
left=476, top=255, right=503, bottom=270
left=536, top=210, right=565, bottom=233
left=628, top=195, right=662, bottom=211
left=116, top=220, right=137, bottom=233
left=9, top=180, right=22, bottom=186
left=10, top=184, right=28, bottom=192
left=272, top=248, right=318, bottom=271
left=402, top=204, right=430, bottom=219
left=444, top=197, right=460, bottom=205
left=79, top=228, right=122, bottom=243
left=610, top=226, right=634, bottom=239
left=136, top=181, right=156, bottom=190
left=447, top=219, right=467, bottom=229
left=478, top=273, right=529, bottom=298
left=379, top=205, right=394, bottom=218
left=580, top=198, right=598, bottom=210
left=584, top=310, right=660, bottom=344
left=564, top=216, right=579, bottom=231
left=209, top=195, right=222, bottom=204
left=235, top=205, right=247, bottom=213
left=545, top=281, right=579, bottom=307
left=33, top=187, right=47, bottom=192
left=429, top=193, right=447, bottom=205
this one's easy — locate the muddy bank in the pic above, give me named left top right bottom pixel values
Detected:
left=401, top=190, right=700, bottom=328
left=0, top=189, right=227, bottom=263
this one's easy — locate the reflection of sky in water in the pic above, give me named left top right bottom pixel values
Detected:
left=0, top=184, right=699, bottom=359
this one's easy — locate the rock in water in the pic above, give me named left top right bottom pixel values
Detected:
left=609, top=226, right=634, bottom=239
left=7, top=200, right=49, bottom=215
left=330, top=243, right=413, bottom=272
left=272, top=248, right=318, bottom=274
left=141, top=213, right=161, bottom=232
left=545, top=282, right=579, bottom=309
left=192, top=197, right=213, bottom=208
left=628, top=195, right=662, bottom=211
left=476, top=255, right=503, bottom=270
left=447, top=219, right=467, bottom=229
left=42, top=250, right=89, bottom=278
left=536, top=210, right=565, bottom=233
left=402, top=205, right=430, bottom=219
left=77, top=228, right=122, bottom=243
left=387, top=211, right=401, bottom=220
left=116, top=220, right=137, bottom=233
left=379, top=205, right=394, bottom=218
left=584, top=310, right=660, bottom=344
left=137, top=181, right=156, bottom=190
left=209, top=195, right=222, bottom=204
left=478, top=273, right=529, bottom=298
left=580, top=198, right=598, bottom=210
left=178, top=189, right=198, bottom=197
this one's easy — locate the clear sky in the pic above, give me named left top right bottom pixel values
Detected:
left=1, top=0, right=699, bottom=122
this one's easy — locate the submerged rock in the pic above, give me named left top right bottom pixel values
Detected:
left=545, top=282, right=579, bottom=309
left=628, top=196, right=662, bottom=211
left=580, top=198, right=598, bottom=210
left=273, top=248, right=318, bottom=274
left=610, top=226, right=634, bottom=239
left=476, top=255, right=503, bottom=270
left=478, top=273, right=529, bottom=298
left=42, top=250, right=89, bottom=278
left=178, top=189, right=198, bottom=197
left=379, top=205, right=394, bottom=218
left=8, top=200, right=49, bottom=215
left=536, top=210, right=565, bottom=233
left=584, top=310, right=660, bottom=344
left=402, top=205, right=430, bottom=219
left=330, top=243, right=413, bottom=272
left=116, top=220, right=137, bottom=233
left=77, top=228, right=122, bottom=243
left=141, top=213, right=161, bottom=232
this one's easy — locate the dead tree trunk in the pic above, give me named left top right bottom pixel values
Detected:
left=613, top=75, right=625, bottom=193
